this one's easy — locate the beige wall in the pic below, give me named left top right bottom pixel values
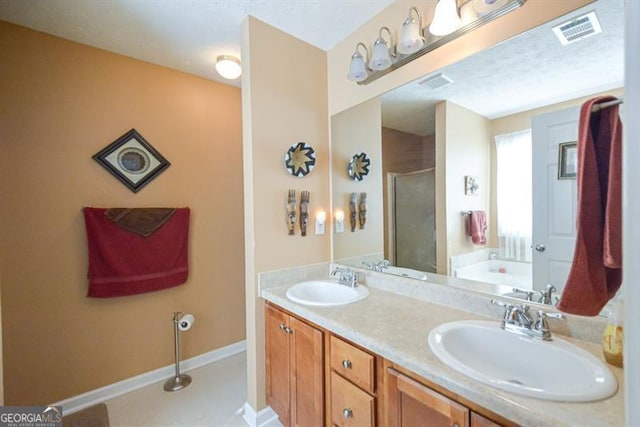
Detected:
left=0, top=21, right=245, bottom=404
left=327, top=0, right=595, bottom=115
left=332, top=99, right=383, bottom=261
left=440, top=102, right=492, bottom=273
left=241, top=16, right=330, bottom=411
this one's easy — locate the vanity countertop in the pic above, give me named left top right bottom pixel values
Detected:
left=261, top=281, right=624, bottom=427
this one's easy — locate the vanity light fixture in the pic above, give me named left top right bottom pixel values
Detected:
left=369, top=27, right=395, bottom=71
left=348, top=0, right=526, bottom=85
left=215, top=55, right=242, bottom=80
left=347, top=42, right=370, bottom=82
left=397, top=7, right=425, bottom=55
left=429, top=0, right=462, bottom=36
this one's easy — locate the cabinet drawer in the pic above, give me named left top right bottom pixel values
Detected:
left=330, top=335, right=375, bottom=393
left=331, top=371, right=375, bottom=427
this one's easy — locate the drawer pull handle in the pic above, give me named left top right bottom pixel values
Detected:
left=453, top=424, right=460, bottom=427
left=278, top=323, right=286, bottom=330
left=342, top=359, right=352, bottom=369
left=342, top=408, right=353, bottom=418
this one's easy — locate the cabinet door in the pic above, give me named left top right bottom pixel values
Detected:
left=265, top=304, right=292, bottom=426
left=290, top=316, right=324, bottom=427
left=471, top=412, right=502, bottom=427
left=386, top=368, right=469, bottom=427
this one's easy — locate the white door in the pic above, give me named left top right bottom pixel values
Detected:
left=531, top=106, right=579, bottom=295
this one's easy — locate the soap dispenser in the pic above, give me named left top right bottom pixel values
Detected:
left=602, top=299, right=624, bottom=368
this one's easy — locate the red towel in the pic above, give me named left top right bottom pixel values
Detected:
left=468, top=210, right=487, bottom=245
left=83, top=207, right=190, bottom=298
left=558, top=97, right=622, bottom=315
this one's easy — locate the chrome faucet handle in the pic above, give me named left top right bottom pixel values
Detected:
left=511, top=287, right=535, bottom=301
left=376, top=260, right=390, bottom=269
left=491, top=299, right=514, bottom=328
left=534, top=310, right=565, bottom=341
left=361, top=261, right=375, bottom=270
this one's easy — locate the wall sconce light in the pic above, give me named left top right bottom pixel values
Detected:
left=369, top=27, right=395, bottom=71
left=215, top=55, right=242, bottom=80
left=347, top=42, right=370, bottom=82
left=335, top=210, right=345, bottom=233
left=397, top=7, right=425, bottom=55
left=347, top=0, right=526, bottom=85
left=429, top=0, right=462, bottom=36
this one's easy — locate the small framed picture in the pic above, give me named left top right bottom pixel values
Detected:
left=558, top=141, right=577, bottom=180
left=93, top=129, right=170, bottom=192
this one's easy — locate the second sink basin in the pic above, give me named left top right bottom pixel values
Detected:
left=428, top=320, right=617, bottom=402
left=286, top=279, right=369, bottom=306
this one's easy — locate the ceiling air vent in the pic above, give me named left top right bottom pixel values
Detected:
left=552, top=11, right=602, bottom=46
left=419, top=73, right=453, bottom=90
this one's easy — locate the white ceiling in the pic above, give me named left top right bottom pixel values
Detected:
left=0, top=0, right=394, bottom=87
left=381, top=0, right=624, bottom=136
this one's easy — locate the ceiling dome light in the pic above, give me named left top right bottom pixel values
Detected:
left=429, top=0, right=462, bottom=36
left=215, top=55, right=241, bottom=79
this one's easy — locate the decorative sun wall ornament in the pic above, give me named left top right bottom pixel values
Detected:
left=284, top=142, right=316, bottom=177
left=348, top=152, right=371, bottom=181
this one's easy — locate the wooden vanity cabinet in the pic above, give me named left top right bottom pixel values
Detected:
left=385, top=365, right=514, bottom=427
left=265, top=303, right=324, bottom=427
left=265, top=302, right=514, bottom=427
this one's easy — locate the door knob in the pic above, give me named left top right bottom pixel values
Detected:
left=535, top=244, right=546, bottom=252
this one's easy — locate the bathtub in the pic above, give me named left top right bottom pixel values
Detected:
left=454, top=260, right=532, bottom=289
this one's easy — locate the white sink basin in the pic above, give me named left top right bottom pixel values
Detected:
left=428, top=320, right=617, bottom=402
left=286, top=279, right=369, bottom=306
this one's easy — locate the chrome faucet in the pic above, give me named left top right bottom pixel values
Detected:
left=537, top=284, right=558, bottom=305
left=362, top=259, right=390, bottom=272
left=331, top=267, right=360, bottom=287
left=491, top=299, right=565, bottom=341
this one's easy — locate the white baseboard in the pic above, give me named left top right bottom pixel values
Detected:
left=53, top=340, right=246, bottom=415
left=242, top=402, right=281, bottom=427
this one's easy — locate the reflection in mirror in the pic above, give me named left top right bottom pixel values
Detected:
left=331, top=0, right=623, bottom=315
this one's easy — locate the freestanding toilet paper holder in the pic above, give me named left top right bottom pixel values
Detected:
left=164, top=311, right=194, bottom=391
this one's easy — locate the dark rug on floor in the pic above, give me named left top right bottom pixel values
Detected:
left=62, top=403, right=109, bottom=427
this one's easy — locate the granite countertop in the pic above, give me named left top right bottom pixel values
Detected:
left=260, top=281, right=624, bottom=427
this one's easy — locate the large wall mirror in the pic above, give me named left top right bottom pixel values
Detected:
left=331, top=0, right=623, bottom=315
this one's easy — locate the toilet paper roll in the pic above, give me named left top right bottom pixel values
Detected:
left=178, top=313, right=195, bottom=331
